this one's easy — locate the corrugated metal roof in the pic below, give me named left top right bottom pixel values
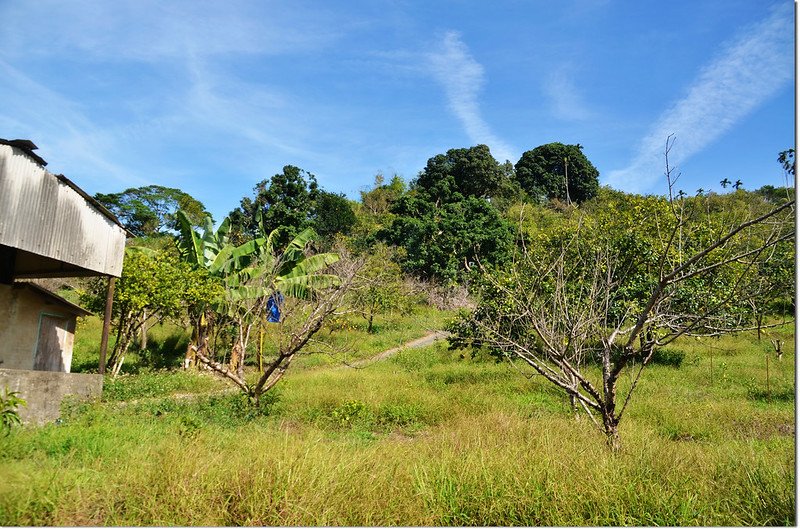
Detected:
left=15, top=282, right=92, bottom=317
left=0, top=139, right=47, bottom=167
left=0, top=143, right=127, bottom=277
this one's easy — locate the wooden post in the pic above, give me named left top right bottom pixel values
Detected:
left=765, top=351, right=770, bottom=401
left=258, top=325, right=264, bottom=373
left=99, top=276, right=116, bottom=374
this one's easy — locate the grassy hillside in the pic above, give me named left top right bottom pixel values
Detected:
left=0, top=316, right=794, bottom=525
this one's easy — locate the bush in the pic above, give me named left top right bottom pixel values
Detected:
left=1, top=387, right=26, bottom=435
left=329, top=400, right=371, bottom=428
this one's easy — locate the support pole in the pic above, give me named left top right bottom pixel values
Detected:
left=99, top=276, right=116, bottom=374
left=0, top=246, right=16, bottom=284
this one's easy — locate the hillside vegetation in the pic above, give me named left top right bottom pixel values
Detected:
left=0, top=313, right=793, bottom=525
left=2, top=143, right=794, bottom=525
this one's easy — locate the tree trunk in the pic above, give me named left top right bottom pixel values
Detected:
left=756, top=313, right=763, bottom=341
left=183, top=339, right=195, bottom=369
left=601, top=406, right=619, bottom=451
left=602, top=412, right=621, bottom=452
left=140, top=309, right=148, bottom=350
left=230, top=341, right=246, bottom=381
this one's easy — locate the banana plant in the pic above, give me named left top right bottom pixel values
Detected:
left=175, top=210, right=341, bottom=380
left=176, top=210, right=339, bottom=298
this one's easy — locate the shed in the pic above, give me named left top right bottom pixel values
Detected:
left=0, top=139, right=127, bottom=424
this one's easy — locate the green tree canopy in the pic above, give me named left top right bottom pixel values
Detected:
left=380, top=194, right=514, bottom=282
left=377, top=146, right=515, bottom=281
left=80, top=246, right=221, bottom=373
left=514, top=143, right=599, bottom=204
left=229, top=165, right=319, bottom=246
left=360, top=173, right=406, bottom=216
left=414, top=144, right=509, bottom=202
left=312, top=191, right=357, bottom=241
left=94, top=185, right=210, bottom=237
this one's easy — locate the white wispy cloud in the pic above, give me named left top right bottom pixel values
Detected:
left=0, top=0, right=343, bottom=62
left=0, top=60, right=145, bottom=188
left=428, top=31, right=515, bottom=163
left=181, top=55, right=323, bottom=161
left=606, top=3, right=793, bottom=192
left=543, top=65, right=597, bottom=122
left=0, top=0, right=350, bottom=205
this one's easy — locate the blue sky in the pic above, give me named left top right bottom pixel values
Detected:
left=0, top=1, right=794, bottom=223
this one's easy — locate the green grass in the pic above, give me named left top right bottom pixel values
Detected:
left=0, top=321, right=794, bottom=525
left=71, top=305, right=452, bottom=374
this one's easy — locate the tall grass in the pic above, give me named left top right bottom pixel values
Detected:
left=0, top=325, right=793, bottom=525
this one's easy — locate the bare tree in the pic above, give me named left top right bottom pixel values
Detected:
left=193, top=259, right=358, bottom=403
left=454, top=139, right=795, bottom=450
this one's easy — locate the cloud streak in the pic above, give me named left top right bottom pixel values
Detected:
left=428, top=31, right=515, bottom=163
left=543, top=65, right=597, bottom=122
left=0, top=59, right=145, bottom=188
left=606, top=4, right=793, bottom=192
left=0, top=0, right=342, bottom=62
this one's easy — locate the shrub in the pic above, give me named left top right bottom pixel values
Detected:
left=329, top=400, right=371, bottom=428
left=1, top=386, right=26, bottom=435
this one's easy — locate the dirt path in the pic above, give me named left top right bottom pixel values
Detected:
left=115, top=331, right=450, bottom=406
left=348, top=330, right=449, bottom=368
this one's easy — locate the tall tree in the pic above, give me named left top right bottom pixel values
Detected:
left=777, top=148, right=795, bottom=176
left=414, top=144, right=508, bottom=202
left=94, top=185, right=210, bottom=237
left=381, top=194, right=514, bottom=282
left=379, top=146, right=515, bottom=281
left=229, top=165, right=319, bottom=246
left=352, top=174, right=407, bottom=250
left=312, top=191, right=357, bottom=241
left=515, top=143, right=599, bottom=204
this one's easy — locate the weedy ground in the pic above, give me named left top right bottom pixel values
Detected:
left=0, top=313, right=794, bottom=526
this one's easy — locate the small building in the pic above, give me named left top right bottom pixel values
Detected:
left=0, top=138, right=127, bottom=424
left=0, top=282, right=90, bottom=372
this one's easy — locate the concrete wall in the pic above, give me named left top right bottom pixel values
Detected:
left=0, top=284, right=44, bottom=370
left=0, top=283, right=78, bottom=371
left=0, top=368, right=103, bottom=425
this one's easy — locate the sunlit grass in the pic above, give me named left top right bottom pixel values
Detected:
left=0, top=320, right=793, bottom=525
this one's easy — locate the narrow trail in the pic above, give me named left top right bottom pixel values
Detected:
left=347, top=330, right=449, bottom=368
left=113, top=331, right=450, bottom=406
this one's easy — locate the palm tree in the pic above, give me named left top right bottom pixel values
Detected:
left=720, top=178, right=731, bottom=189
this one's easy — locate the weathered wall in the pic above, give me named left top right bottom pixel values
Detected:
left=0, top=284, right=42, bottom=370
left=0, top=368, right=103, bottom=425
left=0, top=283, right=78, bottom=371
